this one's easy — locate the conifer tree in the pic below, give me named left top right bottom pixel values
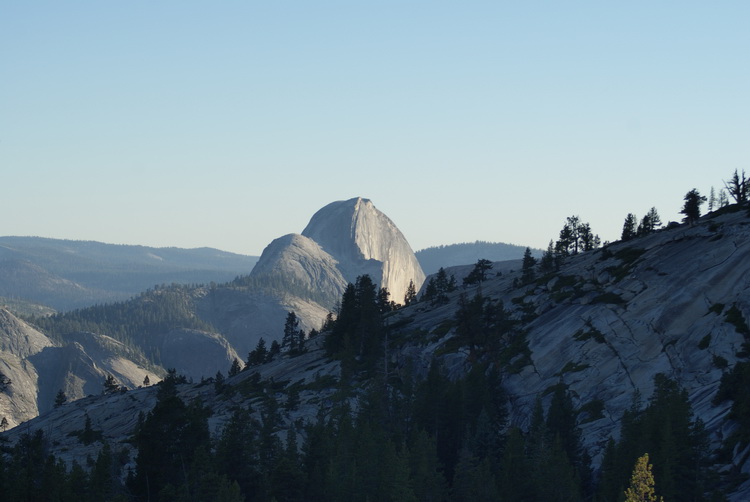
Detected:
left=463, top=258, right=493, bottom=286
left=282, top=311, right=300, bottom=353
left=638, top=207, right=662, bottom=236
left=246, top=337, right=268, bottom=367
left=404, top=279, right=418, bottom=306
left=539, top=240, right=556, bottom=274
left=708, top=186, right=717, bottom=212
left=228, top=358, right=242, bottom=377
left=54, top=389, right=67, bottom=408
left=624, top=454, right=663, bottom=502
left=681, top=189, right=706, bottom=225
left=521, top=247, right=537, bottom=284
left=103, top=374, right=120, bottom=394
left=622, top=213, right=638, bottom=241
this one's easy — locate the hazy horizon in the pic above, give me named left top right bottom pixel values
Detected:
left=2, top=3, right=747, bottom=255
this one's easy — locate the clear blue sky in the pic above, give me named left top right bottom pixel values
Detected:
left=2, top=2, right=747, bottom=256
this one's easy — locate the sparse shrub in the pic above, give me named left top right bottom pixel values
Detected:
left=557, top=361, right=590, bottom=376
left=573, top=327, right=606, bottom=344
left=592, top=292, right=625, bottom=305
left=698, top=334, right=712, bottom=350
left=709, top=303, right=725, bottom=315
left=712, top=355, right=728, bottom=369
left=579, top=399, right=605, bottom=423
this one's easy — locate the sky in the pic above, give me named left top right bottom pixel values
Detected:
left=2, top=2, right=748, bottom=256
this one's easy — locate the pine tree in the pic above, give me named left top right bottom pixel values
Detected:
left=680, top=189, right=706, bottom=225
left=228, top=358, right=242, bottom=377
left=624, top=454, right=663, bottom=502
left=708, top=186, right=717, bottom=212
left=521, top=247, right=537, bottom=284
left=214, top=371, right=226, bottom=393
left=622, top=213, right=638, bottom=241
left=463, top=259, right=493, bottom=286
left=539, top=240, right=556, bottom=274
left=247, top=337, right=268, bottom=367
left=282, top=311, right=300, bottom=353
left=54, top=389, right=67, bottom=408
left=103, top=374, right=120, bottom=394
left=638, top=207, right=662, bottom=236
left=404, top=279, right=418, bottom=306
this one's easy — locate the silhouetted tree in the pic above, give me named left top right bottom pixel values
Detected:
left=539, top=240, right=557, bottom=274
left=423, top=267, right=457, bottom=304
left=724, top=169, right=749, bottom=205
left=268, top=340, right=281, bottom=361
left=556, top=215, right=599, bottom=255
left=622, top=213, right=638, bottom=241
left=228, top=358, right=242, bottom=377
left=246, top=337, right=268, bottom=367
left=719, top=188, right=729, bottom=208
left=214, top=371, right=226, bottom=393
left=521, top=247, right=537, bottom=285
left=708, top=186, right=717, bottom=212
left=378, top=286, right=399, bottom=313
left=54, top=389, right=67, bottom=408
left=579, top=222, right=601, bottom=251
left=680, top=189, right=706, bottom=225
left=404, top=279, right=418, bottom=306
left=282, top=311, right=301, bottom=353
left=463, top=259, right=493, bottom=286
left=103, top=374, right=119, bottom=394
left=638, top=207, right=662, bottom=236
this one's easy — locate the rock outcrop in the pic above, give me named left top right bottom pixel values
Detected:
left=247, top=197, right=425, bottom=318
left=0, top=308, right=159, bottom=427
left=301, top=197, right=426, bottom=303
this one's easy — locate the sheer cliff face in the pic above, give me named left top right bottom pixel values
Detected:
left=300, top=197, right=426, bottom=303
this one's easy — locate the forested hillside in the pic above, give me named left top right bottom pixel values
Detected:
left=3, top=176, right=750, bottom=501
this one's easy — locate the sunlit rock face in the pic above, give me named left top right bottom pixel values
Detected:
left=250, top=233, right=348, bottom=307
left=301, top=197, right=426, bottom=303
left=0, top=308, right=155, bottom=427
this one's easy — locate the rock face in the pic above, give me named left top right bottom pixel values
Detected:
left=158, top=328, right=241, bottom=381
left=249, top=233, right=348, bottom=307
left=0, top=308, right=159, bottom=427
left=256, top=197, right=425, bottom=305
left=229, top=197, right=426, bottom=355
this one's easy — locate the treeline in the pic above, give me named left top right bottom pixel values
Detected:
left=0, top=367, right=722, bottom=501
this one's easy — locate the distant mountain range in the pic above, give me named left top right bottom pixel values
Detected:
left=0, top=237, right=259, bottom=311
left=415, top=241, right=542, bottom=275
